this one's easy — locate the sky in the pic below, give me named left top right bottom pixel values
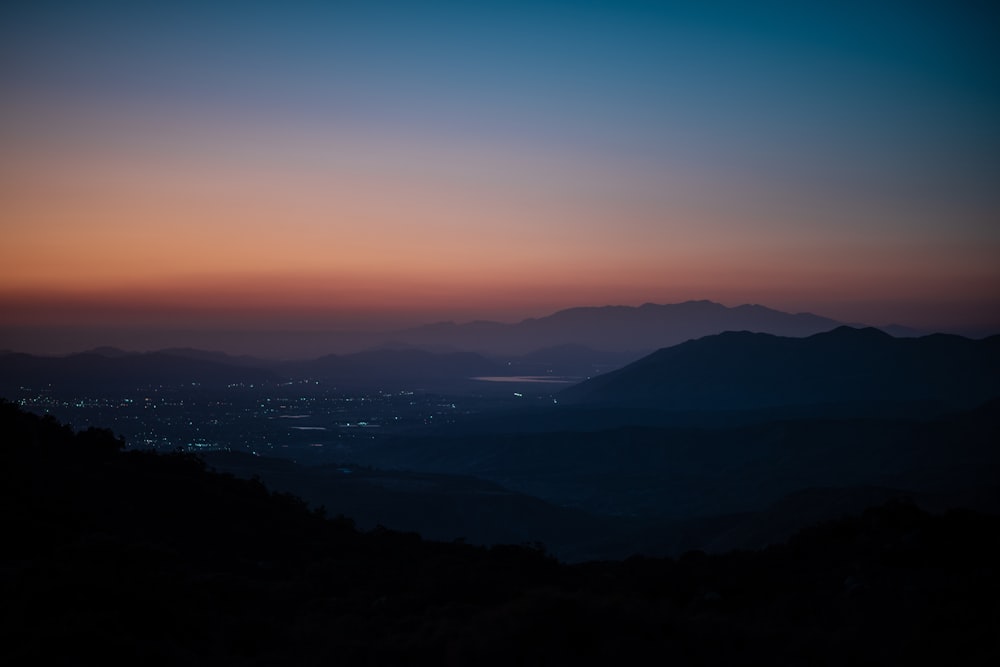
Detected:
left=2, top=0, right=999, bottom=353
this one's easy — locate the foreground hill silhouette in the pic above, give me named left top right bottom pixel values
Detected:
left=3, top=401, right=999, bottom=665
left=562, top=326, right=1000, bottom=411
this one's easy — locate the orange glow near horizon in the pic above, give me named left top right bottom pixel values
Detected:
left=5, top=132, right=994, bottom=306
left=3, top=84, right=1000, bottom=343
left=4, top=2, right=1000, bottom=357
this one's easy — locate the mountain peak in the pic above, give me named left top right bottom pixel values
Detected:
left=819, top=325, right=895, bottom=340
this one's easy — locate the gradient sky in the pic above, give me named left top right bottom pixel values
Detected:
left=2, top=0, right=999, bottom=352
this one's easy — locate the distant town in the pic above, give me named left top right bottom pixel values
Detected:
left=12, top=381, right=544, bottom=465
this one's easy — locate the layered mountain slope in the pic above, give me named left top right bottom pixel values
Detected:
left=344, top=399, right=1000, bottom=524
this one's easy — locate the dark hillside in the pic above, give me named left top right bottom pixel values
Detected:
left=562, top=327, right=1000, bottom=411
left=2, top=401, right=998, bottom=665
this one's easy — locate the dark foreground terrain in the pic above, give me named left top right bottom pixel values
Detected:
left=3, top=400, right=999, bottom=665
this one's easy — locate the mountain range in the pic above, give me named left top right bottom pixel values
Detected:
left=0, top=300, right=855, bottom=393
left=4, top=302, right=1000, bottom=567
left=2, top=302, right=994, bottom=399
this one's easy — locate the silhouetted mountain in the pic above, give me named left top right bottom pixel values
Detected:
left=4, top=401, right=1000, bottom=665
left=81, top=346, right=135, bottom=358
left=0, top=351, right=280, bottom=393
left=561, top=326, right=1000, bottom=411
left=391, top=300, right=842, bottom=355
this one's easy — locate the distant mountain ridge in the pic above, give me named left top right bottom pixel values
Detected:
left=391, top=300, right=842, bottom=355
left=0, top=300, right=846, bottom=392
left=0, top=351, right=280, bottom=392
left=5, top=302, right=975, bottom=395
left=561, top=326, right=1000, bottom=411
